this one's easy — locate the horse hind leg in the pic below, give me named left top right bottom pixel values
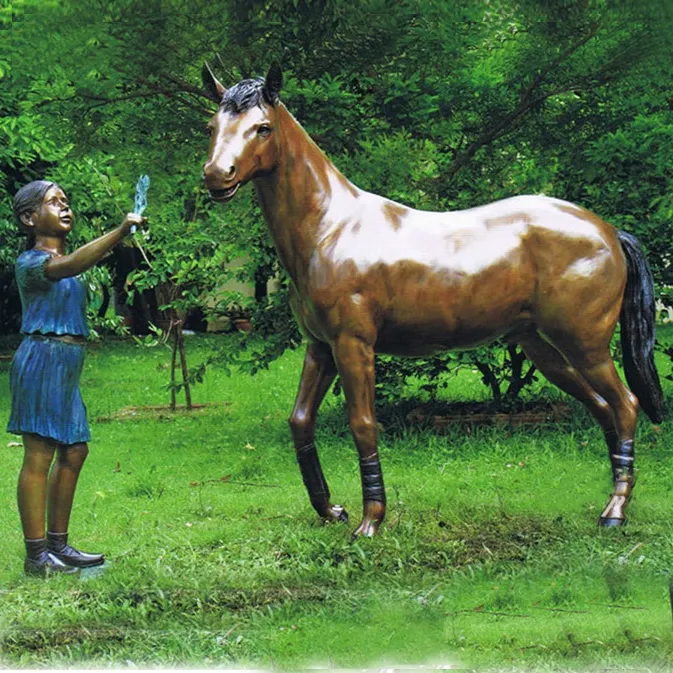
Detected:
left=560, top=347, right=639, bottom=527
left=517, top=334, right=619, bottom=452
left=289, top=342, right=348, bottom=524
left=526, top=331, right=639, bottom=527
left=517, top=333, right=639, bottom=526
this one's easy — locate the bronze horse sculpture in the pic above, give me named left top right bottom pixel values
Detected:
left=202, top=63, right=664, bottom=537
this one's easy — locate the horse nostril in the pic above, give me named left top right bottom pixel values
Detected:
left=203, top=162, right=236, bottom=184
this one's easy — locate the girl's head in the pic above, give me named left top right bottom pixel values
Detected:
left=13, top=181, right=58, bottom=229
left=13, top=181, right=71, bottom=247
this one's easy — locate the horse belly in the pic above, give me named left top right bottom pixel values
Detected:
left=375, top=314, right=530, bottom=356
left=375, top=266, right=536, bottom=357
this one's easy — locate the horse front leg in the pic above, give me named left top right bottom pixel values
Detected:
left=289, top=342, right=348, bottom=524
left=333, top=334, right=385, bottom=538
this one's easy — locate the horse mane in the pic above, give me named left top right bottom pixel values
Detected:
left=220, top=77, right=274, bottom=113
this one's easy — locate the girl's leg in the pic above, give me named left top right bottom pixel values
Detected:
left=47, top=442, right=89, bottom=534
left=18, top=433, right=77, bottom=575
left=18, top=433, right=56, bottom=539
left=46, top=442, right=104, bottom=568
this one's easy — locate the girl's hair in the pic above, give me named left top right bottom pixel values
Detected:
left=13, top=180, right=59, bottom=249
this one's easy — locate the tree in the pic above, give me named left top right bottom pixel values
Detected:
left=3, top=0, right=671, bottom=404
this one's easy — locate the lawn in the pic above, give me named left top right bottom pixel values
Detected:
left=1, top=327, right=672, bottom=670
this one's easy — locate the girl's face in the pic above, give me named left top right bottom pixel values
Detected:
left=24, top=186, right=74, bottom=238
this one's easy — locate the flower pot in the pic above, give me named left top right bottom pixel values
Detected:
left=233, top=318, right=252, bottom=332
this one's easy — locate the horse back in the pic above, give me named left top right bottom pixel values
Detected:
left=303, top=193, right=625, bottom=352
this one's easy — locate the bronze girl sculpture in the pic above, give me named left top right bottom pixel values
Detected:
left=8, top=181, right=146, bottom=575
left=202, top=64, right=664, bottom=538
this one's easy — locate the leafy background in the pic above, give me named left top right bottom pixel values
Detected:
left=2, top=0, right=673, bottom=400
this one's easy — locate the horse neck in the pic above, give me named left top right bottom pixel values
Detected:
left=254, top=104, right=353, bottom=286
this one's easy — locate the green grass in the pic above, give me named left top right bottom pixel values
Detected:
left=1, top=328, right=673, bottom=670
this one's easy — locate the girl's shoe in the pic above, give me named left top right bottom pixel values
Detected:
left=47, top=532, right=105, bottom=568
left=24, top=538, right=79, bottom=576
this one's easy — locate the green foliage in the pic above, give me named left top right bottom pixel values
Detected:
left=576, top=109, right=673, bottom=287
left=375, top=343, right=538, bottom=408
left=2, top=0, right=672, bottom=400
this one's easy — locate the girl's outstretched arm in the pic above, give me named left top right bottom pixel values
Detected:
left=46, top=214, right=146, bottom=280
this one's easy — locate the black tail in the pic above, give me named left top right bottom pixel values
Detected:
left=617, top=230, right=664, bottom=423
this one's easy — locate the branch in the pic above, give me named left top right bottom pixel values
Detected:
left=520, top=22, right=600, bottom=103
left=82, top=85, right=212, bottom=117
left=34, top=75, right=212, bottom=115
left=164, top=72, right=213, bottom=100
left=83, top=90, right=168, bottom=108
left=443, top=24, right=602, bottom=183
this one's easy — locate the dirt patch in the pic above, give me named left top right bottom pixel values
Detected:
left=2, top=625, right=126, bottom=654
left=406, top=401, right=571, bottom=429
left=95, top=402, right=226, bottom=423
left=72, top=584, right=330, bottom=616
left=447, top=515, right=564, bottom=566
left=170, top=585, right=330, bottom=612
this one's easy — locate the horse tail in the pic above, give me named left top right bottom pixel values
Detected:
left=617, top=230, right=664, bottom=423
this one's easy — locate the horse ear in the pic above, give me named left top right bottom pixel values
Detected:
left=202, top=62, right=226, bottom=103
left=264, top=61, right=283, bottom=105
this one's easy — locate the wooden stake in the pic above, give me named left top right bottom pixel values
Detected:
left=170, top=324, right=178, bottom=412
left=176, top=320, right=192, bottom=410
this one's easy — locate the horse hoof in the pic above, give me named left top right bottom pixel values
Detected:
left=599, top=516, right=625, bottom=528
left=331, top=504, right=349, bottom=523
left=351, top=520, right=379, bottom=539
left=322, top=504, right=349, bottom=524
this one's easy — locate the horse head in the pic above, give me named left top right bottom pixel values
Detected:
left=202, top=62, right=283, bottom=203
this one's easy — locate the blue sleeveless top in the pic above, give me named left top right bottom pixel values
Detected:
left=16, top=249, right=89, bottom=337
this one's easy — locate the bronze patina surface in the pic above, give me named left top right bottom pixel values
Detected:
left=202, top=63, right=663, bottom=537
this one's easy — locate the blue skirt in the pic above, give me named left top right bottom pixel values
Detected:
left=7, top=335, right=91, bottom=445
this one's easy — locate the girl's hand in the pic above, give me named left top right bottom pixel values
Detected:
left=121, top=213, right=148, bottom=236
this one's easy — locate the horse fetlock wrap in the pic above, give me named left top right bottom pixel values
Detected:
left=359, top=457, right=386, bottom=504
left=296, top=442, right=330, bottom=502
left=202, top=61, right=664, bottom=538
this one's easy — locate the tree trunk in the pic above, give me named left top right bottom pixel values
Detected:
left=505, top=345, right=537, bottom=400
left=476, top=362, right=502, bottom=403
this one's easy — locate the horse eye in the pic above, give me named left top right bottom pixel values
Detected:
left=205, top=125, right=213, bottom=137
left=258, top=125, right=272, bottom=137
